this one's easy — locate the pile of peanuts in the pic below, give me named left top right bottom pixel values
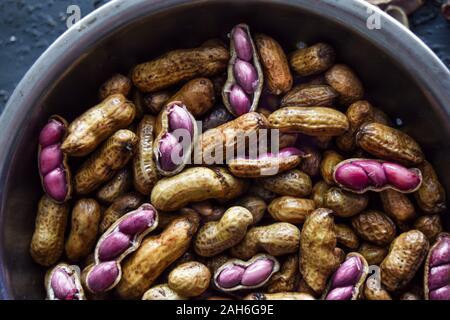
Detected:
left=30, top=23, right=448, bottom=300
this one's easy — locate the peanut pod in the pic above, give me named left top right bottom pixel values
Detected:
left=320, top=150, right=344, bottom=185
left=268, top=196, right=316, bottom=224
left=45, top=263, right=85, bottom=300
left=351, top=210, right=396, bottom=246
left=357, top=242, right=388, bottom=265
left=414, top=160, right=446, bottom=214
left=324, top=187, right=369, bottom=218
left=222, top=24, right=263, bottom=116
left=214, top=254, right=280, bottom=292
left=380, top=189, right=416, bottom=225
left=281, top=84, right=338, bottom=107
left=233, top=195, right=267, bottom=226
left=96, top=168, right=132, bottom=204
left=363, top=270, right=392, bottom=300
left=144, top=90, right=172, bottom=115
left=61, top=94, right=135, bottom=157
left=142, top=284, right=186, bottom=300
left=311, top=180, right=330, bottom=207
left=335, top=224, right=360, bottom=251
left=266, top=254, right=299, bottom=293
left=414, top=215, right=443, bottom=242
left=98, top=74, right=131, bottom=101
left=169, top=78, right=215, bottom=117
left=424, top=233, right=450, bottom=300
left=261, top=169, right=312, bottom=198
left=325, top=64, right=364, bottom=105
left=289, top=43, right=335, bottom=77
left=333, top=158, right=422, bottom=194
left=38, top=115, right=72, bottom=203
left=298, top=146, right=322, bottom=177
left=168, top=261, right=211, bottom=297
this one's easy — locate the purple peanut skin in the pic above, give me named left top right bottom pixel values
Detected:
left=352, top=160, right=387, bottom=187
left=97, top=232, right=132, bottom=261
left=43, top=168, right=68, bottom=202
left=428, top=264, right=450, bottom=291
left=229, top=85, right=251, bottom=116
left=87, top=261, right=120, bottom=293
left=217, top=265, right=246, bottom=288
left=429, top=285, right=450, bottom=300
left=430, top=236, right=450, bottom=267
left=39, top=119, right=65, bottom=148
left=118, top=207, right=155, bottom=235
left=231, top=27, right=253, bottom=61
left=234, top=59, right=259, bottom=94
left=158, top=132, right=184, bottom=172
left=326, top=286, right=354, bottom=300
left=241, top=259, right=274, bottom=286
left=168, top=104, right=194, bottom=137
left=331, top=256, right=363, bottom=288
left=334, top=163, right=370, bottom=191
left=382, top=162, right=421, bottom=191
left=51, top=268, right=78, bottom=300
left=39, top=144, right=63, bottom=175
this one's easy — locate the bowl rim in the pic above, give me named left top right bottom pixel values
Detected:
left=0, top=0, right=449, bottom=299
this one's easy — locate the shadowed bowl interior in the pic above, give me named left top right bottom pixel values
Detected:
left=0, top=0, right=449, bottom=299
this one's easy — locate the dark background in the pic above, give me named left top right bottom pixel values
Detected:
left=0, top=0, right=449, bottom=112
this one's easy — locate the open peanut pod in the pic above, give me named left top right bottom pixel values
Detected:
left=45, top=263, right=85, bottom=300
left=424, top=232, right=450, bottom=300
left=153, top=101, right=199, bottom=176
left=222, top=24, right=264, bottom=116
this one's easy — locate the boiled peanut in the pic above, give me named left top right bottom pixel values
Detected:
left=132, top=115, right=159, bottom=194
left=335, top=224, right=359, bottom=250
left=324, top=187, right=369, bottom=218
left=414, top=160, right=446, bottom=214
left=268, top=196, right=315, bottom=224
left=325, top=64, right=364, bottom=105
left=194, top=206, right=253, bottom=257
left=298, top=146, right=322, bottom=177
left=244, top=292, right=315, bottom=300
left=356, top=122, right=424, bottom=165
left=142, top=284, right=186, bottom=300
left=151, top=167, right=247, bottom=211
left=144, top=90, right=172, bottom=114
left=268, top=107, right=349, bottom=136
left=266, top=254, right=298, bottom=293
left=190, top=200, right=226, bottom=223
left=65, top=199, right=101, bottom=262
left=320, top=150, right=344, bottom=185
left=255, top=33, right=292, bottom=95
left=62, top=94, right=135, bottom=157
left=30, top=195, right=69, bottom=266
left=380, top=189, right=416, bottom=225
left=289, top=43, right=335, bottom=76
left=98, top=74, right=131, bottom=100
left=351, top=210, right=396, bottom=246
left=281, top=84, right=338, bottom=107
left=96, top=168, right=132, bottom=204
left=74, top=130, right=138, bottom=194
left=116, top=210, right=200, bottom=299
left=414, top=215, right=443, bottom=242
left=299, top=208, right=341, bottom=294
left=168, top=261, right=211, bottom=297
left=311, top=180, right=330, bottom=207
left=380, top=230, right=429, bottom=291
left=132, top=44, right=229, bottom=92
left=231, top=222, right=300, bottom=260
left=169, top=78, right=215, bottom=116
left=233, top=195, right=267, bottom=225
left=45, top=263, right=85, bottom=300
left=358, top=242, right=388, bottom=265
left=424, top=233, right=450, bottom=300
left=261, top=169, right=312, bottom=197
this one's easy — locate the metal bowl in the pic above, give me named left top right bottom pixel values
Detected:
left=0, top=0, right=449, bottom=299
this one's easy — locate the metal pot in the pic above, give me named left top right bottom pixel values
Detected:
left=0, top=0, right=449, bottom=299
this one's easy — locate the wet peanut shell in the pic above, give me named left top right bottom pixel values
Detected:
left=424, top=232, right=450, bottom=300
left=151, top=167, right=247, bottom=211
left=261, top=169, right=312, bottom=197
left=213, top=254, right=280, bottom=292
left=298, top=146, right=322, bottom=177
left=380, top=189, right=416, bottom=225
left=335, top=224, right=360, bottom=250
left=96, top=168, right=132, bottom=204
left=281, top=84, right=338, bottom=107
left=230, top=222, right=301, bottom=260
left=153, top=101, right=199, bottom=176
left=380, top=230, right=429, bottom=291
left=227, top=153, right=302, bottom=178
left=74, top=130, right=138, bottom=194
left=222, top=24, right=264, bottom=116
left=143, top=90, right=172, bottom=115
left=132, top=44, right=229, bottom=92
left=351, top=210, right=396, bottom=246
left=325, top=64, right=364, bottom=105
left=289, top=43, right=335, bottom=77
left=255, top=33, right=292, bottom=95
left=116, top=211, right=200, bottom=299
left=233, top=195, right=267, bottom=226
left=99, top=192, right=144, bottom=234
left=45, top=263, right=85, bottom=300
left=38, top=115, right=72, bottom=203
left=65, top=199, right=101, bottom=262
left=98, top=74, right=132, bottom=101
left=299, top=208, right=341, bottom=294
left=30, top=195, right=69, bottom=266
left=132, top=115, right=159, bottom=194
left=194, top=206, right=254, bottom=257
left=61, top=94, right=136, bottom=157
left=320, top=150, right=344, bottom=185
left=197, top=112, right=269, bottom=164
left=311, top=180, right=330, bottom=207
left=268, top=196, right=315, bottom=224
left=244, top=292, right=315, bottom=300
left=324, top=187, right=369, bottom=218
left=358, top=242, right=388, bottom=265
left=322, top=253, right=369, bottom=300
left=356, top=122, right=424, bottom=166
left=268, top=106, right=349, bottom=136
left=169, top=78, right=215, bottom=117
left=168, top=261, right=211, bottom=297
left=142, top=284, right=186, bottom=300
left=266, top=254, right=299, bottom=293
left=414, top=214, right=443, bottom=242
left=414, top=160, right=446, bottom=214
